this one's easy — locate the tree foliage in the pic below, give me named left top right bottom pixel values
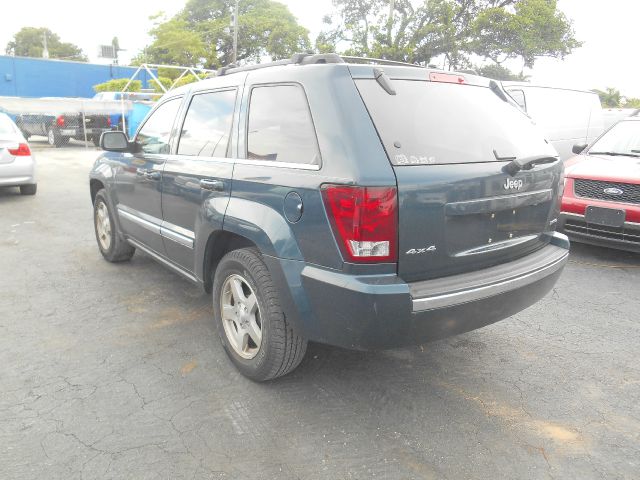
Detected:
left=475, top=63, right=528, bottom=81
left=93, top=79, right=142, bottom=93
left=136, top=0, right=310, bottom=69
left=318, top=0, right=580, bottom=71
left=6, top=27, right=88, bottom=62
left=592, top=87, right=640, bottom=109
left=624, top=97, right=640, bottom=109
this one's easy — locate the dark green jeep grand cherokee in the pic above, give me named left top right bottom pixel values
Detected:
left=89, top=54, right=569, bottom=381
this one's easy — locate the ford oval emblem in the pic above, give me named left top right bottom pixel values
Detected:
left=603, top=187, right=624, bottom=195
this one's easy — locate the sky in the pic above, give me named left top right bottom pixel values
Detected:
left=1, top=0, right=638, bottom=97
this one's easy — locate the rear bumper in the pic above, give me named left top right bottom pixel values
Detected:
left=269, top=232, right=569, bottom=350
left=59, top=127, right=109, bottom=137
left=0, top=156, right=36, bottom=186
left=559, top=212, right=640, bottom=253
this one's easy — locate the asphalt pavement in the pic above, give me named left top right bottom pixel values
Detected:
left=1, top=140, right=639, bottom=479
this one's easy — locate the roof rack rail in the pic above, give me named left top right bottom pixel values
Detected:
left=216, top=53, right=344, bottom=76
left=340, top=55, right=422, bottom=68
left=211, top=52, right=431, bottom=78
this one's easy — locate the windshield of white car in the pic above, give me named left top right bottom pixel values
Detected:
left=588, top=120, right=640, bottom=157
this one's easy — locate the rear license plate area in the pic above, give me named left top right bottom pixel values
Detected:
left=446, top=205, right=548, bottom=255
left=585, top=206, right=625, bottom=228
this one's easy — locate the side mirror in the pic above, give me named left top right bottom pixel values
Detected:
left=100, top=131, right=131, bottom=152
left=572, top=143, right=588, bottom=155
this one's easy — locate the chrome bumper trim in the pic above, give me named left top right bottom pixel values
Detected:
left=411, top=251, right=568, bottom=312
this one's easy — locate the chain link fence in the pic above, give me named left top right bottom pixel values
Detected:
left=0, top=95, right=156, bottom=149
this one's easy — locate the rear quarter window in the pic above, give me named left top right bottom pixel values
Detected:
left=247, top=84, right=320, bottom=166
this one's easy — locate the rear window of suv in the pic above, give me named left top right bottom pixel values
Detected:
left=355, top=79, right=555, bottom=165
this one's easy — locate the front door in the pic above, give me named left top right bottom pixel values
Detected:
left=114, top=97, right=182, bottom=255
left=161, top=88, right=238, bottom=272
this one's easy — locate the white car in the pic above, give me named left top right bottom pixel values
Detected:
left=0, top=112, right=36, bottom=195
left=503, top=83, right=605, bottom=161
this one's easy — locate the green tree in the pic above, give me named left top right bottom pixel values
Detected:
left=318, top=0, right=580, bottom=71
left=93, top=79, right=142, bottom=93
left=623, top=97, right=640, bottom=109
left=137, top=0, right=310, bottom=69
left=475, top=63, right=528, bottom=81
left=6, top=27, right=88, bottom=62
left=592, top=87, right=622, bottom=108
left=472, top=0, right=581, bottom=74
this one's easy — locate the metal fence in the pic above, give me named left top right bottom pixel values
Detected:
left=0, top=63, right=216, bottom=149
left=0, top=95, right=153, bottom=149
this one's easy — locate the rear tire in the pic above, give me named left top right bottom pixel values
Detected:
left=93, top=189, right=135, bottom=262
left=213, top=248, right=307, bottom=381
left=47, top=128, right=68, bottom=148
left=20, top=184, right=37, bottom=195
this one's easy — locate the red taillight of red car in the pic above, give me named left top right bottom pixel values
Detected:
left=322, top=185, right=398, bottom=263
left=56, top=115, right=65, bottom=127
left=8, top=143, right=31, bottom=156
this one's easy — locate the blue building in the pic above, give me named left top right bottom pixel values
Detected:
left=0, top=55, right=153, bottom=98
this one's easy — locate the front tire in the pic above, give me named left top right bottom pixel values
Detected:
left=213, top=248, right=307, bottom=381
left=93, top=189, right=135, bottom=262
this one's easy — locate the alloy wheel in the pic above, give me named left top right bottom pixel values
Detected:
left=220, top=274, right=263, bottom=359
left=95, top=201, right=112, bottom=251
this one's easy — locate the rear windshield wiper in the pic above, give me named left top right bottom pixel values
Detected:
left=503, top=154, right=558, bottom=176
left=589, top=151, right=640, bottom=158
left=373, top=68, right=396, bottom=95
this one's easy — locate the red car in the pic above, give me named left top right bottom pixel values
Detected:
left=560, top=114, right=640, bottom=252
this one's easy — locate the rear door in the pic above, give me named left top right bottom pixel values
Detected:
left=113, top=96, right=182, bottom=255
left=355, top=73, right=563, bottom=282
left=161, top=87, right=238, bottom=272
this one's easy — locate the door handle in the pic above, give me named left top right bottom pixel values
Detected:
left=200, top=179, right=225, bottom=192
left=136, top=168, right=161, bottom=181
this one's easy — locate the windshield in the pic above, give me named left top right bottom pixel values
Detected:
left=355, top=79, right=556, bottom=165
left=0, top=114, right=17, bottom=135
left=588, top=120, right=640, bottom=157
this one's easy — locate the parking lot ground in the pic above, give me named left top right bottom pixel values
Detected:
left=1, top=144, right=639, bottom=480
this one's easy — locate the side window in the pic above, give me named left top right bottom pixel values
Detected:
left=177, top=89, right=236, bottom=157
left=247, top=84, right=320, bottom=165
left=136, top=98, right=181, bottom=154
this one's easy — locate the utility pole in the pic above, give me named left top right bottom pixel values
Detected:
left=42, top=31, right=49, bottom=59
left=232, top=0, right=239, bottom=64
left=387, top=0, right=395, bottom=45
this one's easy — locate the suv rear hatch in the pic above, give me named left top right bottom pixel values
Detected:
left=353, top=67, right=563, bottom=282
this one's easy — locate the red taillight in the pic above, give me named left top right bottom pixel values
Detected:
left=8, top=143, right=31, bottom=156
left=56, top=115, right=65, bottom=127
left=322, top=185, right=398, bottom=263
